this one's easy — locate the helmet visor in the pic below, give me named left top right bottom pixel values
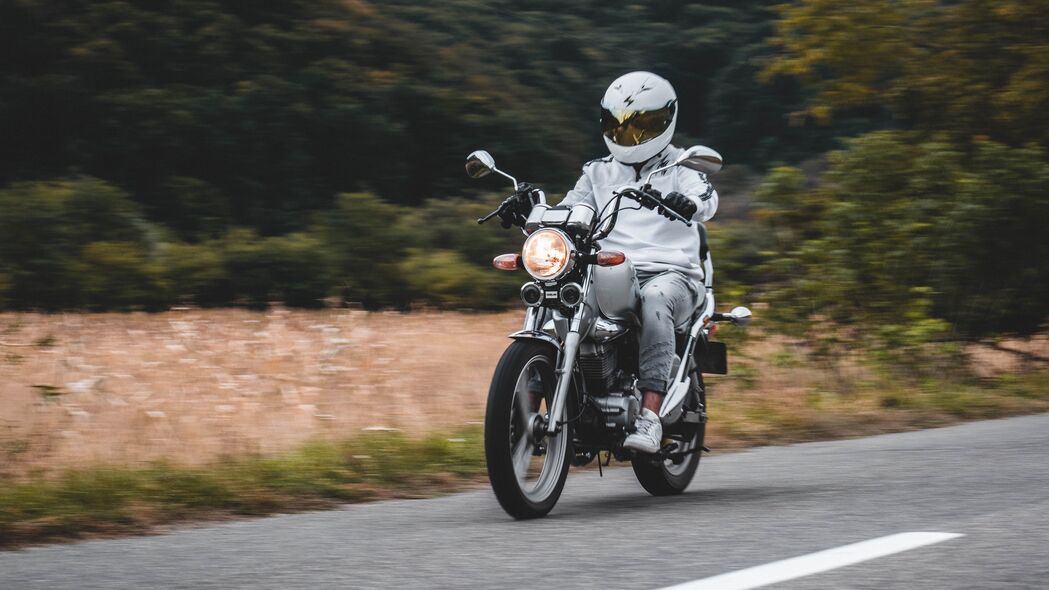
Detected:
left=601, top=101, right=676, bottom=147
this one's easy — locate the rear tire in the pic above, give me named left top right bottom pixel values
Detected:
left=484, top=341, right=572, bottom=519
left=631, top=372, right=706, bottom=496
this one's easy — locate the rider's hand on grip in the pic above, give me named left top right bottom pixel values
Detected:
left=498, top=182, right=542, bottom=228
left=639, top=187, right=661, bottom=210
left=662, top=191, right=697, bottom=221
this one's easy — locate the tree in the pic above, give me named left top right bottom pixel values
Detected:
left=764, top=0, right=1049, bottom=147
left=755, top=132, right=1049, bottom=341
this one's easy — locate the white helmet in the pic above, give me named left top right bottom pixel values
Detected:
left=600, top=71, right=678, bottom=164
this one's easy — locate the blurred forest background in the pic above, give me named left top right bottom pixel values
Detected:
left=1, top=0, right=1047, bottom=348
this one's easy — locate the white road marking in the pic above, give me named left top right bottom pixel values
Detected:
left=659, top=532, right=963, bottom=590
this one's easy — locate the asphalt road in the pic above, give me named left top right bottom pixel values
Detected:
left=3, top=412, right=1049, bottom=589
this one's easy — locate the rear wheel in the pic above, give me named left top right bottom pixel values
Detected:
left=631, top=372, right=706, bottom=496
left=484, top=341, right=572, bottom=519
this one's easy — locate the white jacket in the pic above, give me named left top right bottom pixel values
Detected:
left=559, top=145, right=718, bottom=283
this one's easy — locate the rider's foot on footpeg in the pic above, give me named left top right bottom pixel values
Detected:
left=623, top=408, right=662, bottom=454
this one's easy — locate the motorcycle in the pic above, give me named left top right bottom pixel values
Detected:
left=467, top=146, right=752, bottom=519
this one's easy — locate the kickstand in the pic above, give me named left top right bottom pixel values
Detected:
left=597, top=451, right=612, bottom=477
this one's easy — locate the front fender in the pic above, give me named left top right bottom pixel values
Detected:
left=508, top=330, right=562, bottom=353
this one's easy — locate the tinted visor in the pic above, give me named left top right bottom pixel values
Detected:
left=601, top=101, right=676, bottom=146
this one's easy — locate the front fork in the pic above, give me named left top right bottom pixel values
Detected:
left=544, top=266, right=594, bottom=436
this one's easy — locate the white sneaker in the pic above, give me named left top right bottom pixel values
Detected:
left=623, top=408, right=663, bottom=454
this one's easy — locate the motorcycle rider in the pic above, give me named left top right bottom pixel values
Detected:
left=502, top=71, right=718, bottom=454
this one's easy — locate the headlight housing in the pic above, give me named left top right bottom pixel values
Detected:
left=521, top=228, right=574, bottom=280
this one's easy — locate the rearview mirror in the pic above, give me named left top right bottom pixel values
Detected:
left=677, top=145, right=723, bottom=175
left=465, top=150, right=497, bottom=179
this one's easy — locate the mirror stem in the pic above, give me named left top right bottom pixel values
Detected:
left=491, top=167, right=518, bottom=192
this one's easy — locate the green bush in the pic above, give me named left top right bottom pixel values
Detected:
left=755, top=132, right=1049, bottom=345
left=220, top=229, right=331, bottom=308
left=399, top=249, right=517, bottom=309
left=0, top=178, right=152, bottom=309
left=259, top=233, right=331, bottom=308
left=320, top=193, right=412, bottom=308
left=158, top=242, right=230, bottom=306
left=76, top=241, right=166, bottom=310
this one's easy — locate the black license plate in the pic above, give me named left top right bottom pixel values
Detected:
left=696, top=340, right=728, bottom=375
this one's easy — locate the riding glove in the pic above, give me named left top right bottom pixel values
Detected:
left=641, top=188, right=697, bottom=221
left=499, top=183, right=543, bottom=228
left=661, top=191, right=697, bottom=220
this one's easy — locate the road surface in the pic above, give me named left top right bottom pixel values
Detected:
left=3, top=412, right=1048, bottom=589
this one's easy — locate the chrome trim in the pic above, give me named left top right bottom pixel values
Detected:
left=509, top=330, right=562, bottom=352
left=541, top=319, right=557, bottom=338
left=464, top=149, right=518, bottom=192
left=524, top=204, right=550, bottom=233
left=566, top=204, right=596, bottom=234
left=546, top=265, right=594, bottom=435
left=558, top=282, right=583, bottom=307
left=520, top=283, right=543, bottom=307
left=591, top=317, right=628, bottom=343
left=522, top=306, right=540, bottom=332
left=703, top=251, right=714, bottom=290
left=522, top=228, right=576, bottom=281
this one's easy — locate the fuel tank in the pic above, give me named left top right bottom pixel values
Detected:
left=593, top=258, right=640, bottom=323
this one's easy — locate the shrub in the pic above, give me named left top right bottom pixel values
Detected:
left=158, top=242, right=230, bottom=306
left=76, top=241, right=166, bottom=310
left=0, top=178, right=152, bottom=309
left=399, top=249, right=516, bottom=309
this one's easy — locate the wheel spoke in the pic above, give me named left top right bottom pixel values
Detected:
left=513, top=384, right=532, bottom=433
left=512, top=435, right=532, bottom=483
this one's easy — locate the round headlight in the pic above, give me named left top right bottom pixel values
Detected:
left=521, top=229, right=574, bottom=280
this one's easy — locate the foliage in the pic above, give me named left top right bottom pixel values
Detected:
left=0, top=178, right=150, bottom=309
left=319, top=193, right=413, bottom=309
left=764, top=0, right=1049, bottom=147
left=76, top=241, right=165, bottom=310
left=0, top=426, right=486, bottom=547
left=399, top=249, right=517, bottom=309
left=755, top=132, right=1049, bottom=343
left=0, top=0, right=1046, bottom=344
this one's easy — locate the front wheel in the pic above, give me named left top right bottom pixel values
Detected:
left=631, top=372, right=706, bottom=496
left=484, top=341, right=572, bottom=519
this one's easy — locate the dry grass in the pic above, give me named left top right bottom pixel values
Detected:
left=0, top=309, right=518, bottom=476
left=2, top=310, right=1047, bottom=478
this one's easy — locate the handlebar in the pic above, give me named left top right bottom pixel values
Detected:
left=476, top=208, right=502, bottom=224
left=479, top=186, right=694, bottom=228
left=616, top=187, right=693, bottom=227
left=477, top=194, right=515, bottom=224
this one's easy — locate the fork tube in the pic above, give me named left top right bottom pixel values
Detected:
left=522, top=306, right=539, bottom=332
left=546, top=265, right=594, bottom=434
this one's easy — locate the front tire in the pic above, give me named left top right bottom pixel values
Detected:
left=631, top=372, right=706, bottom=496
left=484, top=341, right=572, bottom=519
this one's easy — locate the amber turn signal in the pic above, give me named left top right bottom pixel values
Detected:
left=596, top=251, right=626, bottom=267
left=492, top=253, right=521, bottom=270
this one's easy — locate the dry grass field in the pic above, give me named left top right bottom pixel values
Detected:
left=0, top=309, right=519, bottom=476
left=2, top=309, right=1047, bottom=478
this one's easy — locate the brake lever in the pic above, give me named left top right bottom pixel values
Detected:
left=477, top=209, right=500, bottom=224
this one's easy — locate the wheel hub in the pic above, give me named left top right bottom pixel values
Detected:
left=527, top=413, right=548, bottom=444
